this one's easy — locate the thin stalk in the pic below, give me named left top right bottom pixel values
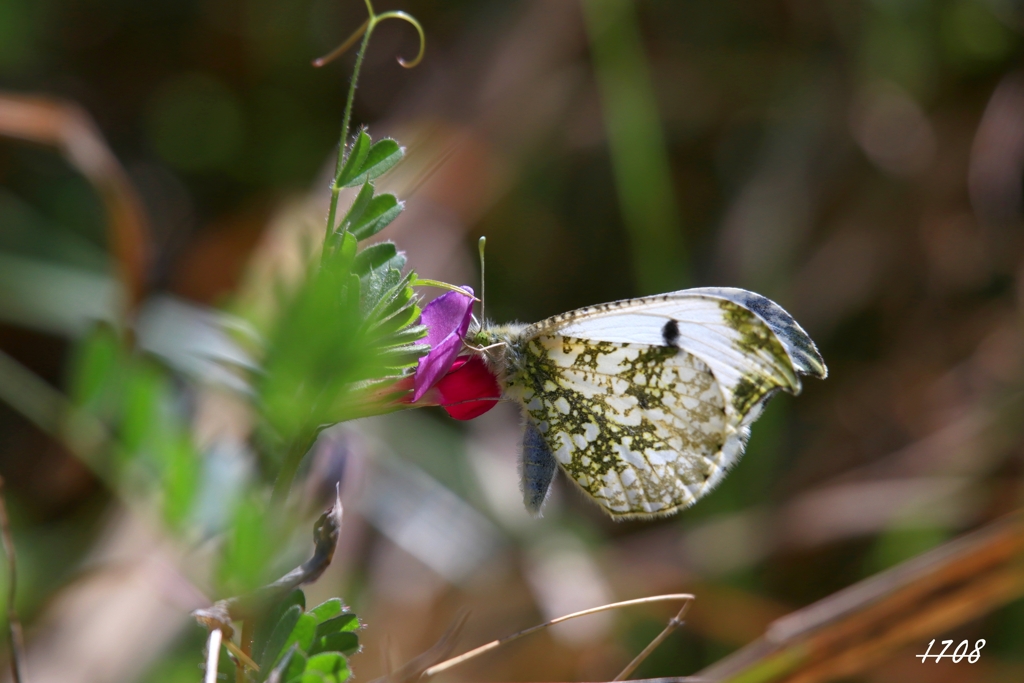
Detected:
left=325, top=20, right=376, bottom=244
left=312, top=18, right=370, bottom=68
left=225, top=639, right=259, bottom=672
left=614, top=599, right=693, bottom=680
left=423, top=593, right=694, bottom=678
left=205, top=629, right=223, bottom=683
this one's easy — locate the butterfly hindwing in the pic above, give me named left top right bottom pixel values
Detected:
left=515, top=335, right=752, bottom=518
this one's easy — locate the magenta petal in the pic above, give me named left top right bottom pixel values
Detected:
left=421, top=288, right=474, bottom=347
left=411, top=287, right=475, bottom=402
left=412, top=333, right=463, bottom=401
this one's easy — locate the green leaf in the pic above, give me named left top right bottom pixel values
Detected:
left=367, top=303, right=422, bottom=342
left=278, top=612, right=318, bottom=661
left=271, top=644, right=308, bottom=683
left=70, top=326, right=122, bottom=413
left=314, top=612, right=359, bottom=637
left=343, top=138, right=404, bottom=187
left=259, top=605, right=303, bottom=680
left=308, top=599, right=344, bottom=624
left=353, top=242, right=398, bottom=277
left=350, top=194, right=402, bottom=241
left=371, top=285, right=417, bottom=328
left=252, top=590, right=306, bottom=666
left=338, top=182, right=375, bottom=236
left=335, top=129, right=372, bottom=187
left=120, top=363, right=165, bottom=455
left=159, top=432, right=199, bottom=528
left=303, top=652, right=351, bottom=683
left=309, top=632, right=360, bottom=657
left=361, top=267, right=404, bottom=316
left=373, top=324, right=427, bottom=349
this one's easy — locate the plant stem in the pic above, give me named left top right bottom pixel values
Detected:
left=204, top=628, right=222, bottom=683
left=613, top=599, right=693, bottom=680
left=324, top=15, right=377, bottom=244
left=423, top=594, right=694, bottom=678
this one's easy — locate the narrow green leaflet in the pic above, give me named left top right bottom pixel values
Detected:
left=353, top=242, right=401, bottom=276
left=350, top=193, right=402, bottom=240
left=315, top=612, right=360, bottom=636
left=335, top=129, right=372, bottom=188
left=337, top=182, right=375, bottom=237
left=307, top=598, right=344, bottom=623
left=342, top=138, right=404, bottom=188
left=259, top=604, right=303, bottom=679
left=276, top=613, right=318, bottom=667
left=270, top=645, right=308, bottom=683
left=252, top=590, right=306, bottom=665
left=309, top=632, right=359, bottom=657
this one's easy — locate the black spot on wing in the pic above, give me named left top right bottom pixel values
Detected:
left=661, top=319, right=680, bottom=347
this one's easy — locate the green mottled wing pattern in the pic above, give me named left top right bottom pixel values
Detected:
left=509, top=336, right=746, bottom=517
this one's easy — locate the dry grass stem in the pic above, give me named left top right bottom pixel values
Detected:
left=422, top=593, right=695, bottom=678
left=224, top=640, right=260, bottom=672
left=372, top=610, right=470, bottom=683
left=698, top=510, right=1024, bottom=683
left=614, top=600, right=694, bottom=681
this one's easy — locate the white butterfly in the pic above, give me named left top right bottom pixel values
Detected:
left=470, top=287, right=826, bottom=519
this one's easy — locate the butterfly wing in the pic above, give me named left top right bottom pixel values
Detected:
left=509, top=288, right=824, bottom=518
left=523, top=287, right=825, bottom=427
left=515, top=336, right=745, bottom=517
left=520, top=417, right=558, bottom=515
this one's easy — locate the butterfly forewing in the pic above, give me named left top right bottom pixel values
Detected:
left=525, top=288, right=820, bottom=426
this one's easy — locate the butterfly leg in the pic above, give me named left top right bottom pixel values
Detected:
left=520, top=418, right=557, bottom=516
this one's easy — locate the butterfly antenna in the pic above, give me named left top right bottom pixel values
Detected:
left=478, top=235, right=487, bottom=325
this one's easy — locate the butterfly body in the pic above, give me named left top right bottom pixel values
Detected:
left=471, top=288, right=826, bottom=519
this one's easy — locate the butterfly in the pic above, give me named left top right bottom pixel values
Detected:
left=468, top=287, right=826, bottom=519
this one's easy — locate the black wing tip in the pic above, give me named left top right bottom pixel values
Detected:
left=686, top=287, right=828, bottom=381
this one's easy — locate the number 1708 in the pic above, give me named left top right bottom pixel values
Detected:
left=916, top=639, right=985, bottom=663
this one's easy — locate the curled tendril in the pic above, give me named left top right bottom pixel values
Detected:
left=311, top=9, right=425, bottom=69
left=312, top=18, right=370, bottom=68
left=374, top=11, right=426, bottom=68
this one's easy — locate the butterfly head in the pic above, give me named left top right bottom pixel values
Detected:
left=464, top=322, right=529, bottom=383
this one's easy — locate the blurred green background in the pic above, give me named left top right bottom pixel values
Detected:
left=3, top=0, right=1024, bottom=681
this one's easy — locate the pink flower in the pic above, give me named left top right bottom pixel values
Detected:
left=404, top=286, right=501, bottom=420
left=411, top=287, right=476, bottom=402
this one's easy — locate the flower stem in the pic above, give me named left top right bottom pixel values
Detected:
left=324, top=12, right=377, bottom=245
